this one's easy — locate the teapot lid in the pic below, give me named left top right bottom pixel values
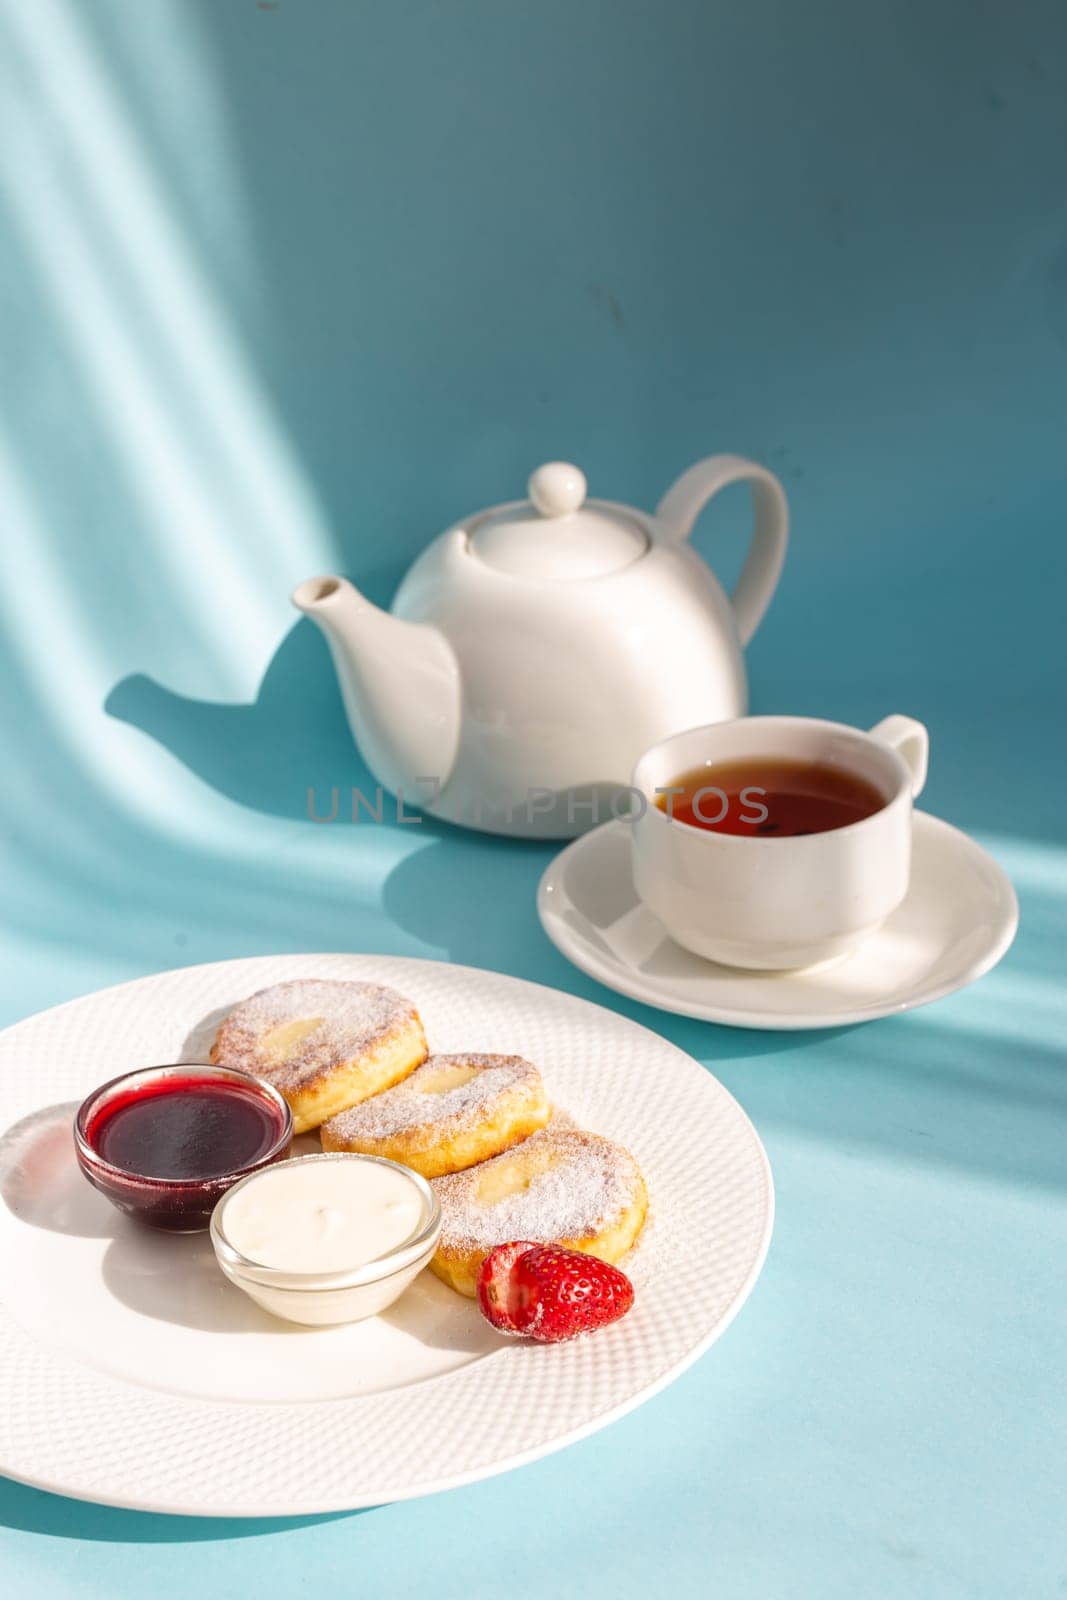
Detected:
left=468, top=462, right=648, bottom=581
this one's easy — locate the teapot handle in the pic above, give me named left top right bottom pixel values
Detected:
left=656, top=455, right=789, bottom=646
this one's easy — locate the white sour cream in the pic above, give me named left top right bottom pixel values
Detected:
left=220, top=1156, right=426, bottom=1274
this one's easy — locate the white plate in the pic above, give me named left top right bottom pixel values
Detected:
left=538, top=813, right=1018, bottom=1029
left=0, top=954, right=772, bottom=1516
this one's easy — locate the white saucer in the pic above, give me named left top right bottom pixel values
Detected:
left=537, top=812, right=1018, bottom=1029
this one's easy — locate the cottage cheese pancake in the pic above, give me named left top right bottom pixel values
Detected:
left=321, top=1052, right=550, bottom=1178
left=430, top=1126, right=647, bottom=1297
left=210, top=979, right=427, bottom=1134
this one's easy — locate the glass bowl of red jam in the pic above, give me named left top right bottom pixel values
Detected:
left=74, top=1064, right=294, bottom=1231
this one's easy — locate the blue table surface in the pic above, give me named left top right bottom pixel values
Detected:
left=3, top=0, right=1066, bottom=1594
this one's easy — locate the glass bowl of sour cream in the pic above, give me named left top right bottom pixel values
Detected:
left=210, top=1151, right=442, bottom=1326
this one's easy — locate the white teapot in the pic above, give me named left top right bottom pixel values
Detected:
left=293, top=456, right=788, bottom=837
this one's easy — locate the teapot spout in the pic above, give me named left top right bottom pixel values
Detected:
left=292, top=576, right=461, bottom=798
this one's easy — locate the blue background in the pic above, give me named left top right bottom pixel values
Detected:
left=2, top=0, right=1065, bottom=1595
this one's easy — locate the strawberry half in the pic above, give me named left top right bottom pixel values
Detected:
left=511, top=1245, right=635, bottom=1342
left=477, top=1240, right=541, bottom=1333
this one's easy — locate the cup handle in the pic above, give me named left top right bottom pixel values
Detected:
left=868, top=715, right=929, bottom=798
left=655, top=455, right=789, bottom=645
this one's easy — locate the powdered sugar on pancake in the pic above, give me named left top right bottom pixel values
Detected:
left=211, top=979, right=421, bottom=1091
left=323, top=1053, right=542, bottom=1146
left=433, top=1127, right=643, bottom=1254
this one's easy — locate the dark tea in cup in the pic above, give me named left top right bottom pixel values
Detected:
left=633, top=714, right=928, bottom=968
left=655, top=757, right=885, bottom=837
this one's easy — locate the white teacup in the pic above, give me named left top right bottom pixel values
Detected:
left=630, top=715, right=929, bottom=970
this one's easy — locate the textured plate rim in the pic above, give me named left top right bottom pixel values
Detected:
left=0, top=954, right=774, bottom=1517
left=537, top=812, right=1020, bottom=1029
left=0, top=1207, right=774, bottom=1520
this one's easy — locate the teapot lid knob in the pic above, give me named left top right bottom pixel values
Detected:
left=528, top=461, right=587, bottom=517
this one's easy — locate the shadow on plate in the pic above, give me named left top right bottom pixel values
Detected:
left=0, top=1113, right=370, bottom=1536
left=0, top=1096, right=493, bottom=1352
left=99, top=1218, right=493, bottom=1357
left=379, top=1274, right=498, bottom=1359
left=0, top=1103, right=296, bottom=1332
left=99, top=1224, right=311, bottom=1336
left=181, top=1005, right=231, bottom=1063
left=0, top=1103, right=116, bottom=1239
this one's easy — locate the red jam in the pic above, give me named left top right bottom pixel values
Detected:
left=75, top=1066, right=292, bottom=1231
left=88, top=1076, right=282, bottom=1179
